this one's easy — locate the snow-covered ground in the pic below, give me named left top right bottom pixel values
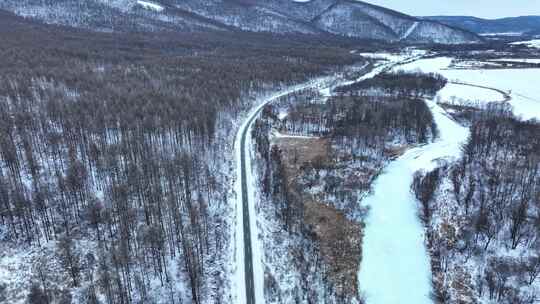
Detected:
left=358, top=52, right=407, bottom=62
left=510, top=39, right=540, bottom=49
left=441, top=69, right=540, bottom=121
left=271, top=131, right=319, bottom=139
left=396, top=57, right=540, bottom=120
left=394, top=56, right=452, bottom=74
left=436, top=83, right=505, bottom=105
left=480, top=32, right=524, bottom=37
left=489, top=58, right=540, bottom=64
left=358, top=96, right=469, bottom=304
left=358, top=49, right=426, bottom=63
left=136, top=0, right=164, bottom=12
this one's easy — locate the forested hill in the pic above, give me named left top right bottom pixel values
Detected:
left=0, top=12, right=364, bottom=304
left=424, top=15, right=540, bottom=36
left=0, top=0, right=482, bottom=44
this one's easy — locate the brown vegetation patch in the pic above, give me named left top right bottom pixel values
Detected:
left=304, top=199, right=362, bottom=298
left=274, top=134, right=362, bottom=299
left=274, top=136, right=331, bottom=176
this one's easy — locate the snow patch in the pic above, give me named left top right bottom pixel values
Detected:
left=510, top=39, right=540, bottom=49
left=400, top=21, right=419, bottom=40
left=271, top=131, right=319, bottom=139
left=136, top=0, right=164, bottom=12
left=489, top=58, right=540, bottom=64
left=437, top=83, right=505, bottom=106
left=359, top=52, right=410, bottom=62
left=480, top=32, right=524, bottom=37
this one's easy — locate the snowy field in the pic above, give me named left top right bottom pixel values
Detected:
left=511, top=39, right=540, bottom=49
left=357, top=49, right=427, bottom=64
left=358, top=52, right=411, bottom=62
left=480, top=32, right=524, bottom=37
left=396, top=57, right=540, bottom=120
left=436, top=83, right=505, bottom=105
left=489, top=58, right=540, bottom=64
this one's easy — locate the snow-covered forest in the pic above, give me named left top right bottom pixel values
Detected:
left=1, top=0, right=540, bottom=303
left=413, top=103, right=540, bottom=304
left=0, top=12, right=361, bottom=304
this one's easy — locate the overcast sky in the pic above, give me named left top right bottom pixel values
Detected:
left=364, top=0, right=540, bottom=19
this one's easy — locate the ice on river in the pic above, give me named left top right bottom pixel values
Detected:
left=359, top=99, right=469, bottom=304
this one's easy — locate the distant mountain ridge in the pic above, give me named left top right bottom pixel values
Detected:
left=0, top=0, right=482, bottom=44
left=424, top=15, right=540, bottom=36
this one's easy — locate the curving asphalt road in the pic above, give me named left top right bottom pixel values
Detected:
left=239, top=99, right=260, bottom=304
left=236, top=82, right=325, bottom=304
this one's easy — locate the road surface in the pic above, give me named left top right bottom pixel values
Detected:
left=239, top=101, right=256, bottom=304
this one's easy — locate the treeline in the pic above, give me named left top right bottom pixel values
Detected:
left=412, top=103, right=540, bottom=304
left=0, top=13, right=361, bottom=304
left=279, top=73, right=443, bottom=150
left=329, top=95, right=437, bottom=147
left=336, top=70, right=447, bottom=98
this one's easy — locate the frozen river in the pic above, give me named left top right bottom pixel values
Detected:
left=358, top=98, right=469, bottom=304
